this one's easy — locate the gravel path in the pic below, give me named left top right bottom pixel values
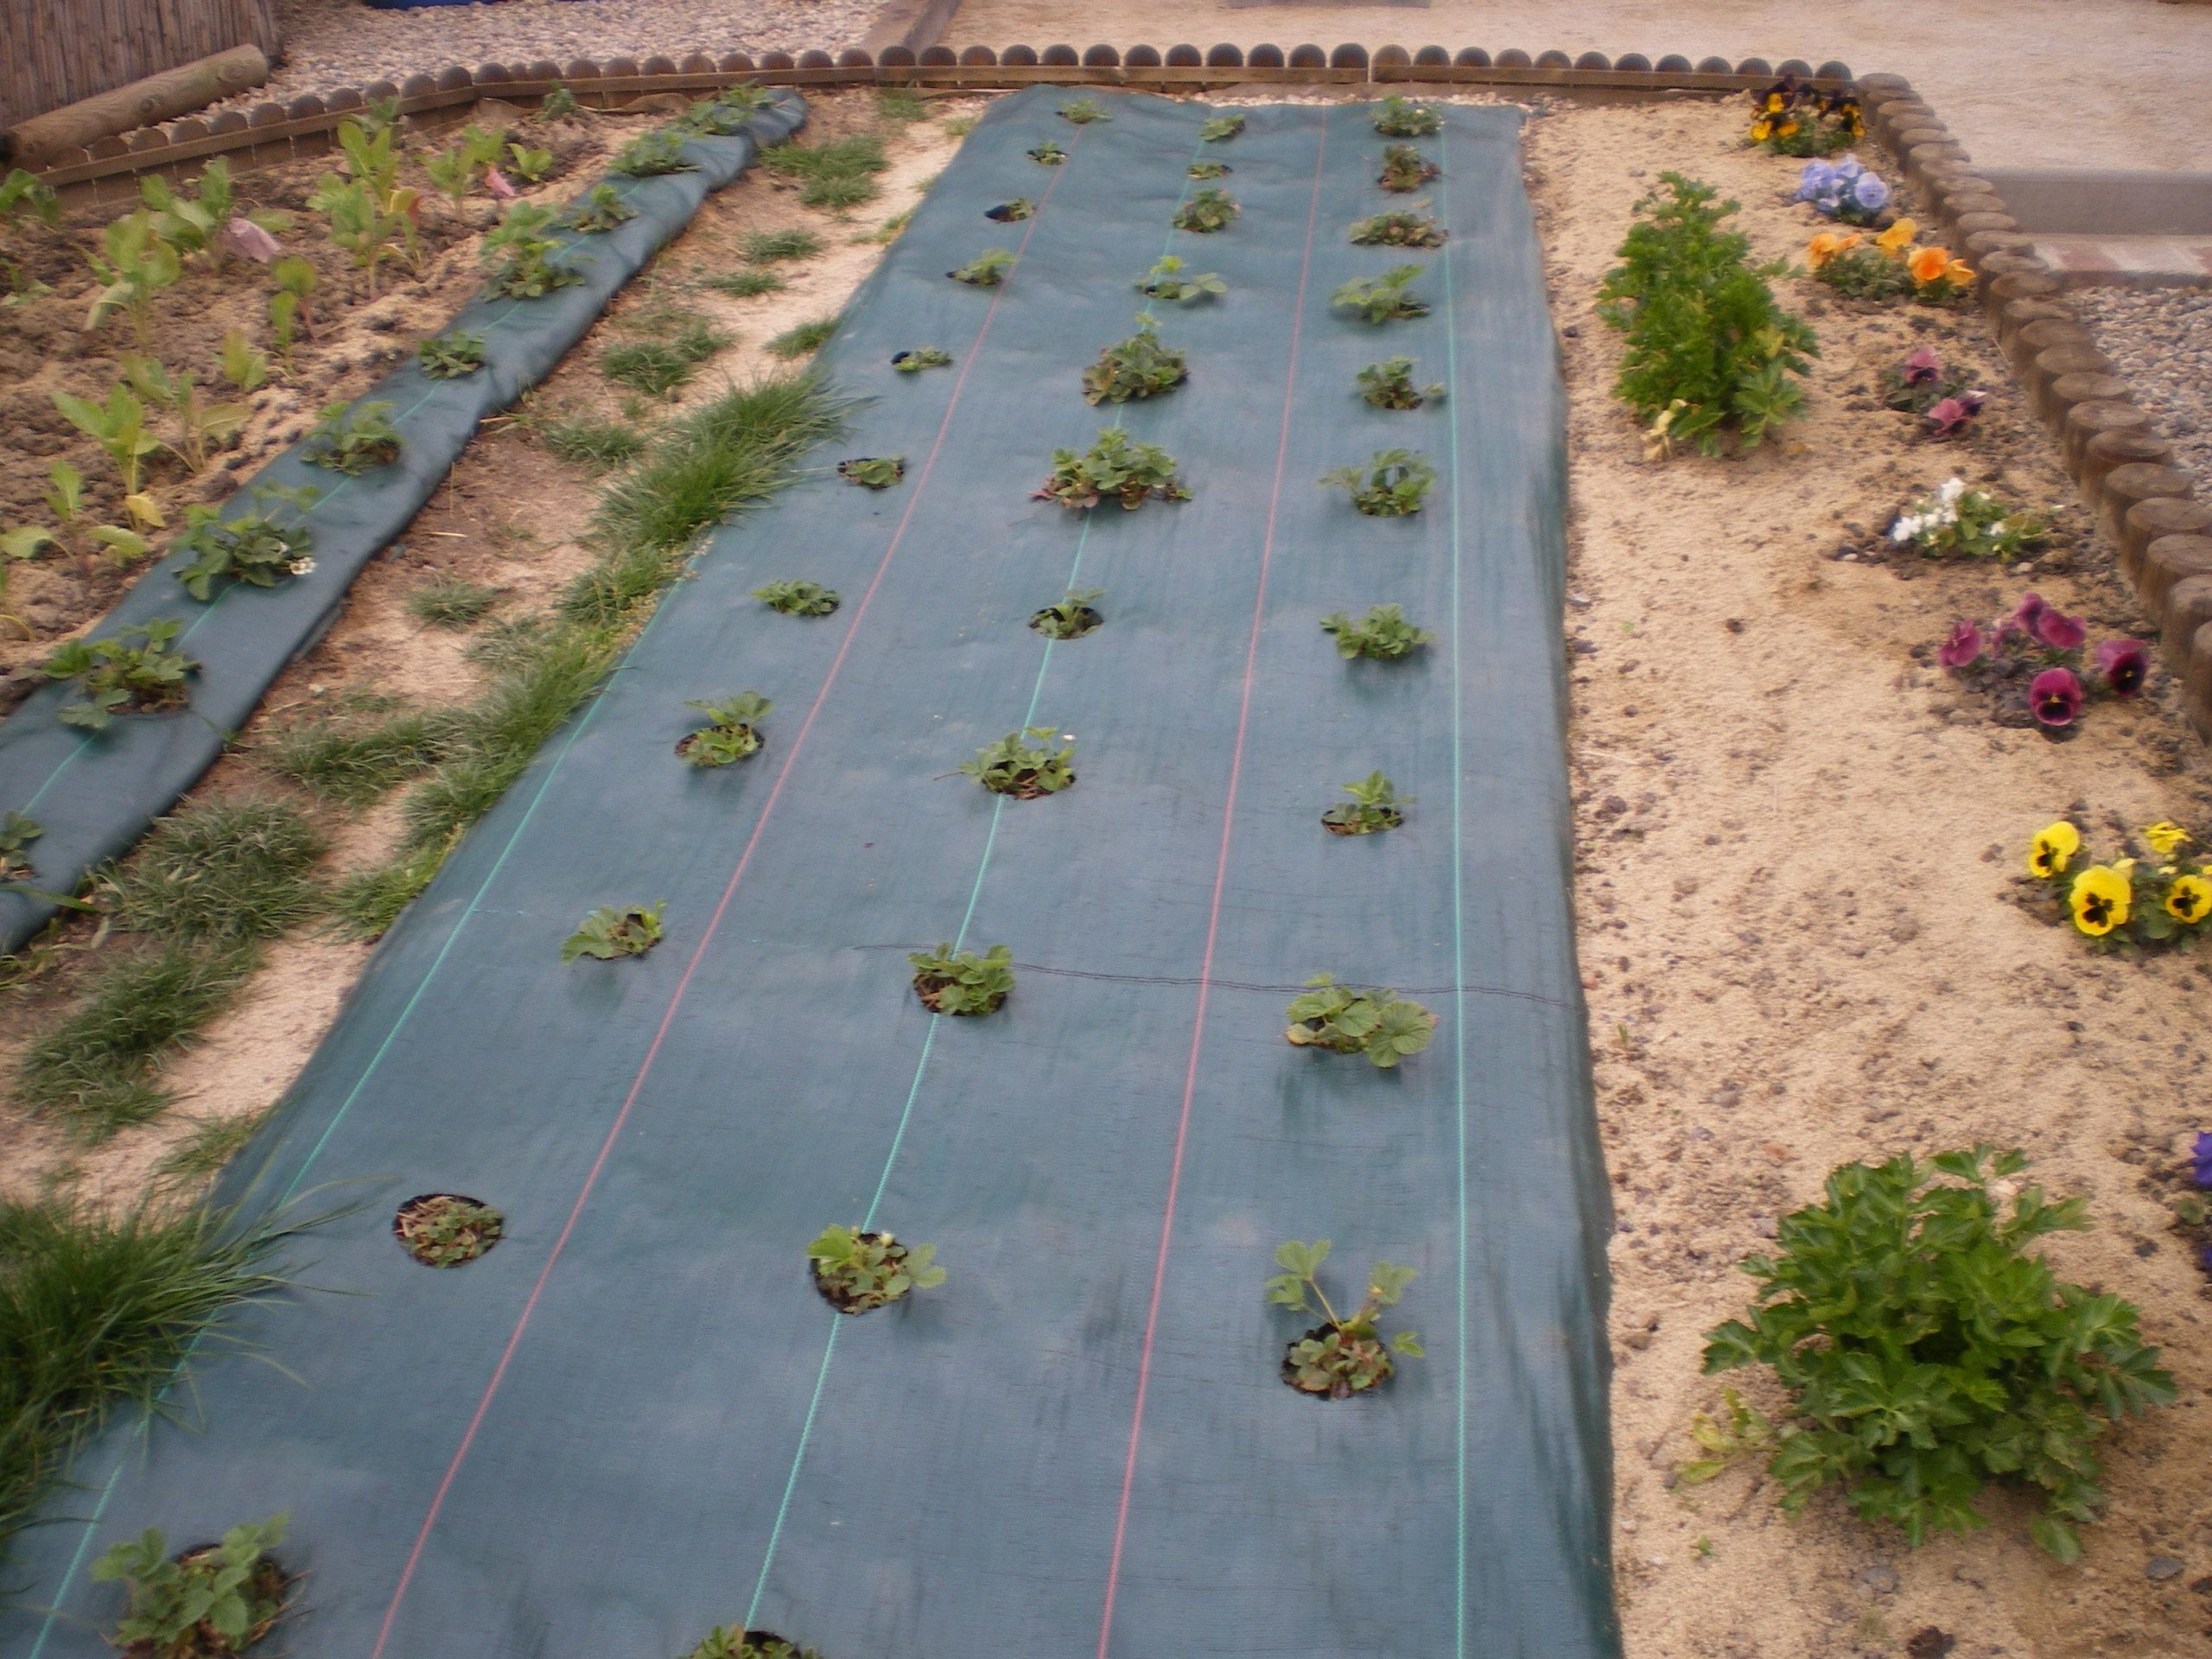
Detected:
left=256, top=0, right=879, bottom=100
left=2075, top=286, right=2212, bottom=491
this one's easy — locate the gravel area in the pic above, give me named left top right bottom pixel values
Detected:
left=254, top=0, right=879, bottom=100
left=2075, top=285, right=2212, bottom=491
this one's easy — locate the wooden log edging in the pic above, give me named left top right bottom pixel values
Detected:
left=1853, top=75, right=2212, bottom=737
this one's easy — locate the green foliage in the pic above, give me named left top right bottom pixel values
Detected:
left=1320, top=448, right=1434, bottom=517
left=1082, top=320, right=1187, bottom=405
left=1596, top=173, right=1818, bottom=456
left=1357, top=357, right=1444, bottom=410
left=173, top=496, right=315, bottom=602
left=219, top=328, right=269, bottom=396
left=0, top=811, right=41, bottom=883
left=1372, top=96, right=1442, bottom=137
left=141, top=159, right=289, bottom=268
left=760, top=133, right=887, bottom=208
left=893, top=346, right=951, bottom=373
left=1319, top=603, right=1432, bottom=661
left=1135, top=255, right=1224, bottom=305
left=1027, top=141, right=1066, bottom=166
left=329, top=840, right=443, bottom=938
left=1266, top=1240, right=1423, bottom=1397
left=907, top=943, right=1014, bottom=1015
left=1173, top=187, right=1238, bottom=233
left=752, top=579, right=838, bottom=616
left=1186, top=160, right=1230, bottom=181
left=1377, top=143, right=1438, bottom=193
left=395, top=1196, right=503, bottom=1266
left=961, top=726, right=1076, bottom=798
left=48, top=619, right=198, bottom=729
left=611, top=130, right=699, bottom=178
left=949, top=247, right=1014, bottom=287
left=540, top=84, right=580, bottom=120
left=0, top=166, right=61, bottom=228
left=565, top=181, right=637, bottom=234
left=1320, top=771, right=1408, bottom=834
left=601, top=316, right=731, bottom=397
left=1199, top=113, right=1246, bottom=143
left=5, top=459, right=153, bottom=587
left=741, top=226, right=823, bottom=264
left=480, top=201, right=583, bottom=299
left=540, top=415, right=645, bottom=471
left=308, top=118, right=422, bottom=296
left=875, top=86, right=931, bottom=123
left=766, top=315, right=839, bottom=358
left=1036, top=429, right=1189, bottom=512
left=52, top=382, right=161, bottom=497
left=406, top=575, right=499, bottom=628
left=679, top=692, right=770, bottom=766
left=806, top=1224, right=945, bottom=1312
left=562, top=900, right=665, bottom=962
left=83, top=212, right=181, bottom=348
left=703, top=269, right=785, bottom=298
left=422, top=124, right=503, bottom=203
left=92, top=1512, right=288, bottom=1656
left=1674, top=1385, right=1778, bottom=1485
left=267, top=256, right=315, bottom=365
left=1059, top=97, right=1110, bottom=124
left=1332, top=264, right=1429, bottom=323
left=987, top=196, right=1033, bottom=221
left=304, top=400, right=402, bottom=474
left=1030, top=588, right=1103, bottom=640
left=682, top=84, right=775, bottom=136
left=260, top=700, right=462, bottom=805
left=1703, top=1146, right=2174, bottom=1560
left=837, top=454, right=904, bottom=489
left=683, top=1629, right=820, bottom=1659
left=1817, top=244, right=1915, bottom=301
left=108, top=797, right=326, bottom=943
left=1349, top=202, right=1445, bottom=248
left=417, top=330, right=486, bottom=378
left=1284, top=975, right=1437, bottom=1067
left=118, top=354, right=245, bottom=476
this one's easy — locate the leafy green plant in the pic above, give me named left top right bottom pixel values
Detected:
left=394, top=1194, right=503, bottom=1266
left=1332, top=264, right=1429, bottom=323
left=83, top=213, right=181, bottom=348
left=267, top=256, right=316, bottom=365
left=1173, top=187, right=1238, bottom=233
left=1703, top=1146, right=2175, bottom=1560
left=52, top=382, right=161, bottom=498
left=481, top=200, right=583, bottom=299
left=601, top=317, right=730, bottom=397
left=806, top=1224, right=945, bottom=1313
left=1082, top=321, right=1186, bottom=405
left=91, top=1512, right=288, bottom=1656
left=837, top=454, right=904, bottom=489
left=47, top=620, right=198, bottom=729
left=753, top=579, right=838, bottom=616
left=308, top=117, right=422, bottom=296
left=0, top=811, right=41, bottom=884
left=422, top=124, right=503, bottom=204
left=741, top=227, right=821, bottom=264
left=561, top=900, right=665, bottom=962
left=1320, top=772, right=1408, bottom=835
left=418, top=330, right=486, bottom=378
left=760, top=133, right=887, bottom=207
left=893, top=346, right=951, bottom=373
left=540, top=84, right=580, bottom=120
left=907, top=943, right=1014, bottom=1014
left=1319, top=603, right=1432, bottom=661
left=304, top=400, right=401, bottom=474
left=5, top=460, right=155, bottom=595
left=1199, top=113, right=1246, bottom=143
left=1135, top=255, right=1224, bottom=304
left=565, top=181, right=637, bottom=233
left=610, top=130, right=697, bottom=178
left=0, top=166, right=61, bottom=228
left=961, top=727, right=1075, bottom=798
left=501, top=141, right=554, bottom=184
left=1887, top=476, right=2047, bottom=561
left=1357, top=357, right=1443, bottom=410
left=173, top=496, right=315, bottom=601
left=678, top=692, right=770, bottom=766
left=120, top=353, right=246, bottom=476
left=683, top=1629, right=821, bottom=1659
left=1027, top=141, right=1066, bottom=166
left=1036, top=429, right=1189, bottom=512
left=1059, top=97, right=1110, bottom=124
left=1350, top=202, right=1445, bottom=248
left=1284, top=975, right=1437, bottom=1067
left=1031, top=588, right=1103, bottom=640
left=1372, top=96, right=1442, bottom=137
left=140, top=159, right=288, bottom=268
left=1674, top=1386, right=1777, bottom=1486
left=1596, top=173, right=1818, bottom=456
left=1320, top=448, right=1435, bottom=517
left=1186, top=160, right=1231, bottom=181
left=949, top=247, right=1014, bottom=287
left=766, top=316, right=838, bottom=358
left=1267, top=1240, right=1422, bottom=1397
left=876, top=85, right=930, bottom=123
left=683, top=84, right=776, bottom=136
left=1378, top=143, right=1438, bottom=193
left=219, top=328, right=269, bottom=395
left=406, top=575, right=499, bottom=628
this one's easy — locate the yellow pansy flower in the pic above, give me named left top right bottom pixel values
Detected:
left=2027, top=821, right=2080, bottom=879
left=1750, top=116, right=1774, bottom=143
left=1807, top=231, right=1861, bottom=270
left=1943, top=256, right=1974, bottom=286
left=2165, top=874, right=2211, bottom=924
left=1876, top=218, right=1917, bottom=255
left=2144, top=822, right=2192, bottom=856
left=2069, top=865, right=2132, bottom=937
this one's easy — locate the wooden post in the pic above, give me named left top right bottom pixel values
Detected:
left=3, top=44, right=268, bottom=167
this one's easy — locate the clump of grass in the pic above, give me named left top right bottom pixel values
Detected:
left=760, top=134, right=888, bottom=209
left=741, top=226, right=822, bottom=264
left=107, top=799, right=326, bottom=943
left=601, top=315, right=731, bottom=397
left=877, top=86, right=931, bottom=123
left=406, top=575, right=500, bottom=629
left=702, top=269, right=785, bottom=298
left=260, top=703, right=464, bottom=806
left=539, top=416, right=646, bottom=472
left=766, top=316, right=838, bottom=359
left=331, top=841, right=446, bottom=939
left=157, top=1105, right=276, bottom=1185
left=942, top=113, right=978, bottom=137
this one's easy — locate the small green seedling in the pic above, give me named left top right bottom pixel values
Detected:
left=305, top=400, right=402, bottom=474
left=505, top=142, right=556, bottom=184
left=396, top=1194, right=504, bottom=1266
left=120, top=353, right=246, bottom=476
left=219, top=327, right=270, bottom=395
left=540, top=84, right=581, bottom=120
left=1372, top=96, right=1442, bottom=137
left=83, top=212, right=182, bottom=348
left=1333, top=264, right=1429, bottom=323
left=1357, top=357, right=1445, bottom=410
left=678, top=692, right=771, bottom=766
left=1059, top=98, right=1110, bottom=124
left=268, top=255, right=316, bottom=362
left=481, top=201, right=583, bottom=298
left=1350, top=202, right=1446, bottom=248
left=1674, top=1386, right=1777, bottom=1486
left=1319, top=604, right=1433, bottom=661
left=51, top=383, right=161, bottom=498
left=1173, top=187, right=1239, bottom=233
left=48, top=619, right=199, bottom=729
left=683, top=1630, right=820, bottom=1659
left=565, top=181, right=637, bottom=233
left=985, top=197, right=1034, bottom=221
left=417, top=330, right=486, bottom=378
left=1136, top=255, right=1225, bottom=304
left=806, top=1224, right=946, bottom=1313
left=1378, top=143, right=1440, bottom=193
left=1036, top=429, right=1189, bottom=512
left=6, top=459, right=155, bottom=594
left=838, top=455, right=906, bottom=490
left=1186, top=160, right=1231, bottom=181
left=611, top=130, right=697, bottom=178
left=907, top=943, right=1014, bottom=1014
left=1268, top=1241, right=1422, bottom=1397
left=423, top=126, right=502, bottom=204
left=949, top=247, right=1015, bottom=286
left=0, top=811, right=43, bottom=883
left=1027, top=141, right=1067, bottom=166
left=562, top=901, right=665, bottom=962
left=892, top=346, right=952, bottom=373
left=1321, top=448, right=1435, bottom=517
left=753, top=580, right=839, bottom=616
left=1083, top=321, right=1187, bottom=405
left=0, top=166, right=61, bottom=228
left=962, top=726, right=1076, bottom=798
left=1199, top=113, right=1247, bottom=143
left=1320, top=772, right=1408, bottom=835
left=1031, top=588, right=1104, bottom=640
left=174, top=494, right=316, bottom=601
left=91, top=1514, right=289, bottom=1657
left=1285, top=974, right=1437, bottom=1067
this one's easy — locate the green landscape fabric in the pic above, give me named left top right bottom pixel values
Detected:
left=0, top=92, right=807, bottom=953
left=3, top=88, right=1618, bottom=1659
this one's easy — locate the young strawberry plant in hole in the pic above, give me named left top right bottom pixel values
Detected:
left=838, top=455, right=906, bottom=490
left=1031, top=588, right=1104, bottom=639
left=1027, top=140, right=1067, bottom=166
left=304, top=401, right=402, bottom=474
left=393, top=1193, right=504, bottom=1267
left=1284, top=975, right=1437, bottom=1067
left=949, top=247, right=1014, bottom=286
left=1173, top=187, right=1239, bottom=233
left=1083, top=320, right=1187, bottom=404
left=1186, top=160, right=1231, bottom=181
left=677, top=692, right=771, bottom=766
left=907, top=943, right=1014, bottom=1014
left=173, top=492, right=316, bottom=601
left=1350, top=202, right=1446, bottom=248
left=806, top=1224, right=946, bottom=1313
left=1036, top=429, right=1190, bottom=511
left=1320, top=603, right=1433, bottom=661
left=611, top=130, right=697, bottom=178
left=681, top=84, right=775, bottom=136
left=562, top=901, right=664, bottom=963
left=481, top=201, right=583, bottom=299
left=1320, top=771, right=1408, bottom=835
left=892, top=346, right=952, bottom=373
left=48, top=619, right=199, bottom=729
left=417, top=330, right=486, bottom=378
left=92, top=1513, right=290, bottom=1659
left=0, top=810, right=42, bottom=883
left=565, top=181, right=638, bottom=234
left=684, top=1630, right=822, bottom=1659
left=1059, top=97, right=1110, bottom=124
left=1332, top=264, right=1429, bottom=323
left=1372, top=95, right=1442, bottom=137
left=753, top=579, right=839, bottom=617
left=1704, top=1145, right=2174, bottom=1560
left=1199, top=112, right=1246, bottom=143
left=1357, top=357, right=1444, bottom=410
left=962, top=727, right=1075, bottom=798
left=1321, top=448, right=1434, bottom=517
left=984, top=197, right=1034, bottom=221
left=1377, top=142, right=1439, bottom=193
left=1267, top=1241, right=1422, bottom=1398
left=1887, top=476, right=2047, bottom=561
left=1135, top=255, right=1224, bottom=304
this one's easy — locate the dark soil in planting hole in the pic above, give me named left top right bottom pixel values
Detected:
left=393, top=1192, right=505, bottom=1267
left=1028, top=605, right=1102, bottom=639
left=810, top=1231, right=915, bottom=1313
left=128, top=1548, right=289, bottom=1657
left=912, top=974, right=1007, bottom=1016
left=1281, top=1322, right=1394, bottom=1400
left=1321, top=808, right=1403, bottom=836
left=984, top=201, right=1032, bottom=221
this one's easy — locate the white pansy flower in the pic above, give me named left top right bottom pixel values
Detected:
left=289, top=558, right=316, bottom=576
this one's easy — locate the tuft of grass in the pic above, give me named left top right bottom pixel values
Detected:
left=766, top=316, right=839, bottom=359
left=600, top=316, right=732, bottom=397
left=406, top=575, right=500, bottom=629
left=260, top=704, right=465, bottom=807
left=856, top=209, right=911, bottom=246
left=107, top=800, right=326, bottom=943
left=760, top=134, right=887, bottom=209
left=331, top=840, right=446, bottom=939
left=741, top=227, right=822, bottom=264
left=877, top=86, right=931, bottom=123
left=942, top=113, right=977, bottom=137
left=540, top=416, right=646, bottom=472
left=702, top=269, right=785, bottom=298
left=156, top=1105, right=276, bottom=1185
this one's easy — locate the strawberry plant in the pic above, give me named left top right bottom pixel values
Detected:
left=0, top=811, right=43, bottom=883
left=753, top=579, right=838, bottom=616
left=1378, top=143, right=1439, bottom=193
left=806, top=1224, right=946, bottom=1313
left=174, top=495, right=315, bottom=601
left=1135, top=255, right=1224, bottom=304
left=1284, top=975, right=1437, bottom=1067
left=838, top=455, right=906, bottom=489
left=1704, top=1146, right=2175, bottom=1561
left=1350, top=203, right=1445, bottom=248
left=1199, top=113, right=1246, bottom=143
left=611, top=130, right=697, bottom=178
left=562, top=901, right=664, bottom=962
left=907, top=943, right=1014, bottom=1014
left=48, top=619, right=199, bottom=729
left=1083, top=321, right=1187, bottom=404
left=1320, top=604, right=1432, bottom=661
left=304, top=401, right=402, bottom=474
left=1267, top=1241, right=1422, bottom=1397
left=1320, top=449, right=1435, bottom=517
left=1332, top=264, right=1428, bottom=323
left=1357, top=357, right=1444, bottom=410
left=892, top=346, right=951, bottom=373
left=949, top=247, right=1014, bottom=286
left=678, top=692, right=770, bottom=766
left=564, top=182, right=637, bottom=233
left=1372, top=96, right=1442, bottom=137
left=91, top=1513, right=289, bottom=1659
left=481, top=201, right=583, bottom=298
left=1027, top=141, right=1067, bottom=166
left=1173, top=188, right=1239, bottom=233
left=962, top=727, right=1075, bottom=798
left=417, top=330, right=486, bottom=378
left=1059, top=97, right=1110, bottom=124
left=1186, top=160, right=1230, bottom=181
left=1036, top=429, right=1189, bottom=511
left=394, top=1194, right=504, bottom=1266
left=683, top=1630, right=820, bottom=1659
left=985, top=197, right=1034, bottom=221
left=681, top=85, right=775, bottom=136
left=1320, top=772, right=1408, bottom=835
left=1031, top=588, right=1104, bottom=640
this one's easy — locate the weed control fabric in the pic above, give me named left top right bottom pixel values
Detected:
left=0, top=93, right=806, bottom=953
left=4, top=90, right=1616, bottom=1659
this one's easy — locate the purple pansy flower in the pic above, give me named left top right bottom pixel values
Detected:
left=1902, top=345, right=1942, bottom=385
left=1851, top=172, right=1890, bottom=213
left=2193, top=1130, right=2212, bottom=1187
left=223, top=216, right=282, bottom=264
left=2095, top=638, right=2151, bottom=696
left=1924, top=393, right=1985, bottom=437
left=2034, top=607, right=2088, bottom=651
left=1938, top=620, right=1984, bottom=669
left=2029, top=667, right=2084, bottom=727
left=1796, top=160, right=1837, bottom=201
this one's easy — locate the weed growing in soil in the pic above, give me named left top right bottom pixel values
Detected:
left=407, top=575, right=499, bottom=628
left=1357, top=358, right=1444, bottom=410
left=330, top=841, right=448, bottom=938
left=93, top=1513, right=289, bottom=1656
left=611, top=130, right=699, bottom=178
left=48, top=619, right=199, bottom=729
left=1031, top=588, right=1104, bottom=639
left=1372, top=96, right=1442, bottom=137
left=1268, top=1240, right=1421, bottom=1397
left=395, top=1195, right=503, bottom=1266
left=949, top=247, right=1014, bottom=287
left=1036, top=429, right=1189, bottom=511
left=562, top=901, right=664, bottom=962
left=767, top=315, right=839, bottom=358
left=1320, top=604, right=1432, bottom=660
left=1285, top=975, right=1437, bottom=1066
left=173, top=495, right=315, bottom=601
left=1377, top=143, right=1439, bottom=193
left=1027, top=141, right=1066, bottom=166
left=565, top=181, right=638, bottom=234
left=1887, top=476, right=2046, bottom=561
left=1083, top=321, right=1187, bottom=405
left=1199, top=113, right=1246, bottom=143
left=1705, top=1146, right=2172, bottom=1560
left=1186, top=161, right=1230, bottom=181
left=2021, top=818, right=2209, bottom=949
left=304, top=401, right=402, bottom=474
left=704, top=269, right=785, bottom=298
left=807, top=1224, right=945, bottom=1313
left=679, top=692, right=770, bottom=766
left=761, top=133, right=887, bottom=208
left=1349, top=203, right=1446, bottom=248
left=261, top=702, right=463, bottom=805
left=418, top=330, right=486, bottom=378
left=741, top=226, right=822, bottom=264
left=540, top=416, right=645, bottom=471
left=962, top=727, right=1075, bottom=798
left=108, top=798, right=325, bottom=942
left=1321, top=449, right=1435, bottom=516
left=907, top=944, right=1014, bottom=1014
left=893, top=346, right=952, bottom=372
left=540, top=84, right=580, bottom=120
left=1321, top=772, right=1408, bottom=835
left=838, top=454, right=905, bottom=489
left=1332, top=264, right=1429, bottom=323
left=601, top=317, right=731, bottom=397
left=1136, top=255, right=1224, bottom=304
left=1173, top=188, right=1239, bottom=233
left=1059, top=98, right=1110, bottom=124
